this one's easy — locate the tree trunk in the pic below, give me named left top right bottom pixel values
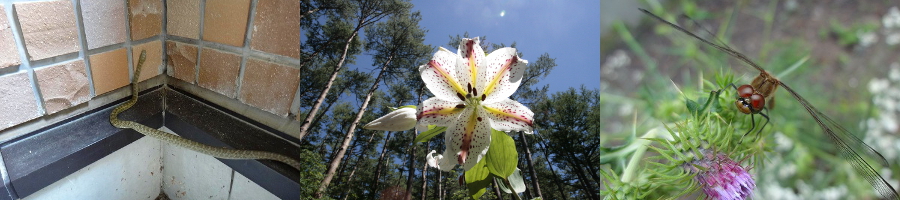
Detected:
left=537, top=141, right=568, bottom=200
left=420, top=142, right=430, bottom=200
left=492, top=178, right=504, bottom=200
left=519, top=132, right=543, bottom=199
left=314, top=52, right=393, bottom=198
left=406, top=85, right=424, bottom=195
left=371, top=131, right=393, bottom=197
left=437, top=171, right=443, bottom=200
left=298, top=30, right=359, bottom=141
left=339, top=126, right=384, bottom=200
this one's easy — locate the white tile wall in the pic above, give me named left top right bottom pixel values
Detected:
left=19, top=127, right=278, bottom=199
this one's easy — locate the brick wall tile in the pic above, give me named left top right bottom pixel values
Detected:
left=167, top=0, right=201, bottom=39
left=198, top=48, right=241, bottom=98
left=203, top=0, right=251, bottom=47
left=165, top=41, right=197, bottom=83
left=0, top=72, right=40, bottom=131
left=82, top=0, right=126, bottom=49
left=35, top=60, right=90, bottom=114
left=132, top=41, right=162, bottom=82
left=239, top=58, right=299, bottom=116
left=15, top=0, right=79, bottom=61
left=89, top=48, right=129, bottom=95
left=129, top=0, right=163, bottom=40
left=0, top=6, right=20, bottom=70
left=250, top=0, right=300, bottom=58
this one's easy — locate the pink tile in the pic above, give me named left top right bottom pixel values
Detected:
left=239, top=58, right=299, bottom=116
left=202, top=0, right=251, bottom=47
left=198, top=48, right=241, bottom=98
left=165, top=41, right=197, bottom=83
left=35, top=60, right=90, bottom=114
left=0, top=6, right=20, bottom=70
left=0, top=72, right=40, bottom=131
left=15, top=0, right=80, bottom=61
left=250, top=0, right=300, bottom=58
left=129, top=0, right=163, bottom=40
left=132, top=40, right=162, bottom=82
left=166, top=0, right=201, bottom=39
left=81, top=0, right=126, bottom=49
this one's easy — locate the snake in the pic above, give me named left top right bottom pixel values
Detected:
left=110, top=50, right=302, bottom=171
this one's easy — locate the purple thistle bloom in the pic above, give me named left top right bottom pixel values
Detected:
left=688, top=150, right=756, bottom=200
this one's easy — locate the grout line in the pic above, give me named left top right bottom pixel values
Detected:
left=122, top=0, right=134, bottom=83
left=193, top=0, right=205, bottom=84
left=7, top=1, right=45, bottom=115
left=71, top=0, right=93, bottom=99
left=161, top=0, right=169, bottom=79
left=235, top=0, right=258, bottom=101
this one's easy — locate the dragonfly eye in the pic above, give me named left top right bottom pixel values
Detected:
left=749, top=94, right=766, bottom=111
left=737, top=85, right=756, bottom=98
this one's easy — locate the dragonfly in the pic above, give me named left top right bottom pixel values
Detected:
left=639, top=8, right=900, bottom=199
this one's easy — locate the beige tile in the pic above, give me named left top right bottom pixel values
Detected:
left=165, top=41, right=197, bottom=83
left=81, top=0, right=126, bottom=49
left=250, top=0, right=300, bottom=58
left=89, top=48, right=129, bottom=95
left=128, top=0, right=162, bottom=40
left=15, top=0, right=79, bottom=61
left=167, top=0, right=201, bottom=39
left=239, top=58, right=299, bottom=116
left=0, top=72, right=40, bottom=131
left=198, top=48, right=241, bottom=98
left=203, top=0, right=251, bottom=47
left=132, top=41, right=162, bottom=82
left=35, top=60, right=90, bottom=114
left=0, top=6, right=20, bottom=70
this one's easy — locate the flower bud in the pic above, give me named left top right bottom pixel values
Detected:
left=363, top=107, right=417, bottom=131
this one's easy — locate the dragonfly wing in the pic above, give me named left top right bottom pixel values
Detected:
left=781, top=83, right=898, bottom=199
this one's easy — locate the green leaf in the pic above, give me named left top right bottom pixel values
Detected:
left=466, top=157, right=492, bottom=199
left=496, top=176, right=512, bottom=193
left=486, top=129, right=517, bottom=178
left=414, top=125, right=447, bottom=143
left=507, top=168, right=526, bottom=193
left=396, top=105, right=417, bottom=110
left=496, top=169, right=526, bottom=195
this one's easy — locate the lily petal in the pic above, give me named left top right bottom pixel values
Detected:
left=363, top=107, right=417, bottom=131
left=419, top=49, right=468, bottom=101
left=481, top=99, right=534, bottom=134
left=477, top=47, right=528, bottom=104
left=457, top=38, right=485, bottom=95
left=442, top=108, right=492, bottom=171
left=427, top=150, right=455, bottom=171
left=417, top=97, right=466, bottom=131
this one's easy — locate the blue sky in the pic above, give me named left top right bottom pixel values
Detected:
left=350, top=0, right=600, bottom=95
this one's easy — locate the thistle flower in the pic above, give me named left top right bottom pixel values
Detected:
left=687, top=149, right=756, bottom=200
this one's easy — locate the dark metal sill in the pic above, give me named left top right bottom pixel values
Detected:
left=0, top=85, right=301, bottom=199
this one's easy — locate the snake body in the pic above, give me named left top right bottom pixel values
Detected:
left=110, top=50, right=302, bottom=171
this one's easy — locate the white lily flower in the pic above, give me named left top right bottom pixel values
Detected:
left=363, top=107, right=417, bottom=131
left=418, top=37, right=534, bottom=171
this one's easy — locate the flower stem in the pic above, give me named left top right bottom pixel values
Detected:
left=621, top=128, right=662, bottom=183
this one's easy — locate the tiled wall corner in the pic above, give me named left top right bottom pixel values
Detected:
left=165, top=41, right=197, bottom=83
left=250, top=0, right=300, bottom=58
left=81, top=0, right=127, bottom=49
left=202, top=0, right=251, bottom=47
left=166, top=0, right=201, bottom=39
left=133, top=40, right=163, bottom=82
left=239, top=58, right=300, bottom=116
left=15, top=0, right=79, bottom=61
left=34, top=60, right=90, bottom=114
left=128, top=0, right=163, bottom=41
left=198, top=47, right=240, bottom=98
left=0, top=72, right=40, bottom=130
left=89, top=48, right=129, bottom=95
left=0, top=6, right=20, bottom=70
